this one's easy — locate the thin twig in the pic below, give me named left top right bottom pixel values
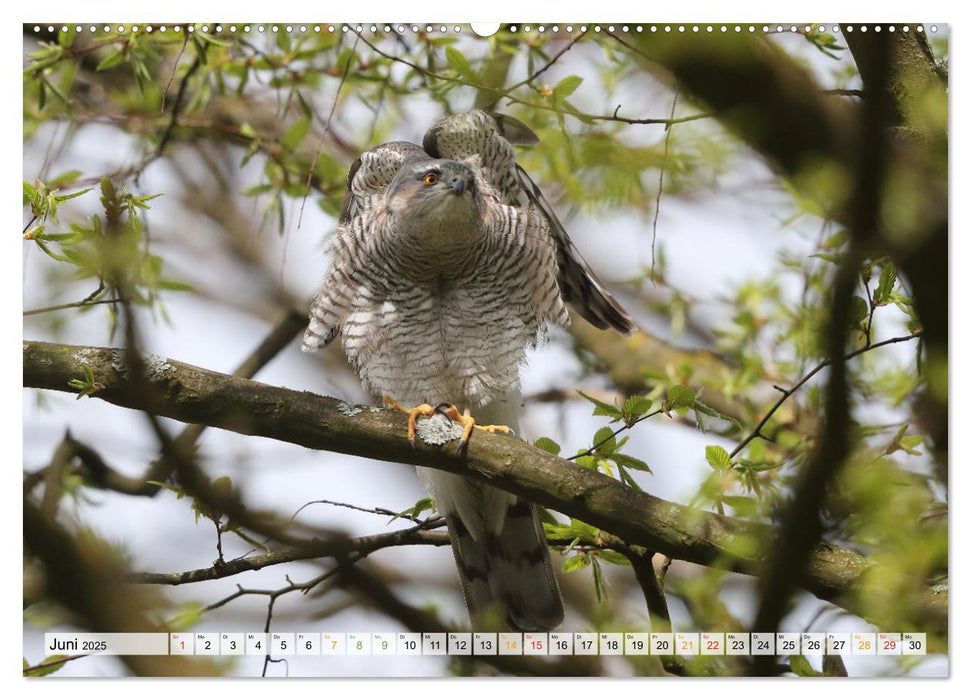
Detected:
left=506, top=31, right=587, bottom=92
left=23, top=296, right=119, bottom=317
left=298, top=32, right=359, bottom=230
left=730, top=331, right=923, bottom=458
left=350, top=28, right=710, bottom=128
left=22, top=653, right=89, bottom=675
left=567, top=409, right=664, bottom=461
left=651, top=91, right=678, bottom=282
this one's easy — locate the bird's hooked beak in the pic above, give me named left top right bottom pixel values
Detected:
left=451, top=177, right=467, bottom=195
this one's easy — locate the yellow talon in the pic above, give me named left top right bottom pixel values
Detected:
left=383, top=395, right=437, bottom=445
left=382, top=396, right=512, bottom=447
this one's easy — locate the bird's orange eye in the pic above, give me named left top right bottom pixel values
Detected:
left=423, top=172, right=439, bottom=185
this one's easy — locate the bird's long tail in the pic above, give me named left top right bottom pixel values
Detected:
left=447, top=486, right=564, bottom=632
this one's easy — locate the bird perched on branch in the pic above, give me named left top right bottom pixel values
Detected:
left=303, top=110, right=633, bottom=631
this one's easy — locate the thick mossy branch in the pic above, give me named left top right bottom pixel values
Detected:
left=23, top=340, right=946, bottom=631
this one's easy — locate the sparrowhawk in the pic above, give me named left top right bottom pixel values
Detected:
left=303, top=110, right=633, bottom=631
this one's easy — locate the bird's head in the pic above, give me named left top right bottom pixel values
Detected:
left=386, top=159, right=481, bottom=229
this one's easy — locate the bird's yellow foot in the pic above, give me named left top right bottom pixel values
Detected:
left=382, top=396, right=512, bottom=448
left=382, top=396, right=437, bottom=446
left=431, top=403, right=513, bottom=448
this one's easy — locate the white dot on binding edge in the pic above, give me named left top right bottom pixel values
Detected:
left=918, top=25, right=925, bottom=32
left=931, top=25, right=938, bottom=32
left=370, top=25, right=376, bottom=32
left=875, top=26, right=882, bottom=32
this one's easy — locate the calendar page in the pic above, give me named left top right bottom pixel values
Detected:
left=21, top=2, right=949, bottom=681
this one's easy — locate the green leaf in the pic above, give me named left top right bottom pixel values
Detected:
left=575, top=455, right=597, bottom=470
left=612, top=452, right=651, bottom=473
left=849, top=295, right=868, bottom=327
left=23, top=181, right=39, bottom=205
left=389, top=497, right=435, bottom=523
left=900, top=435, right=924, bottom=455
left=577, top=390, right=622, bottom=421
left=533, top=437, right=561, bottom=456
left=722, top=495, right=758, bottom=516
left=621, top=395, right=654, bottom=425
left=563, top=554, right=590, bottom=572
left=167, top=602, right=206, bottom=631
left=445, top=46, right=472, bottom=77
left=23, top=655, right=69, bottom=677
left=158, top=279, right=197, bottom=292
left=591, top=557, right=608, bottom=603
left=665, top=385, right=696, bottom=412
left=281, top=116, right=310, bottom=151
left=53, top=187, right=93, bottom=203
left=596, top=550, right=632, bottom=566
left=592, top=426, right=617, bottom=455
left=553, top=75, right=583, bottom=98
left=96, top=47, right=126, bottom=72
left=705, top=445, right=732, bottom=470
left=874, top=262, right=897, bottom=306
left=693, top=398, right=743, bottom=430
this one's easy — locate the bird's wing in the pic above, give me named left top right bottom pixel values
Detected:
left=514, top=164, right=635, bottom=334
left=303, top=141, right=428, bottom=353
left=424, top=111, right=634, bottom=334
left=339, top=140, right=430, bottom=224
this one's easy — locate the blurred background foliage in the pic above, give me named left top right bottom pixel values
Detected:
left=23, top=22, right=947, bottom=677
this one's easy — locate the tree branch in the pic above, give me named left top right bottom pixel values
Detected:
left=23, top=339, right=947, bottom=631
